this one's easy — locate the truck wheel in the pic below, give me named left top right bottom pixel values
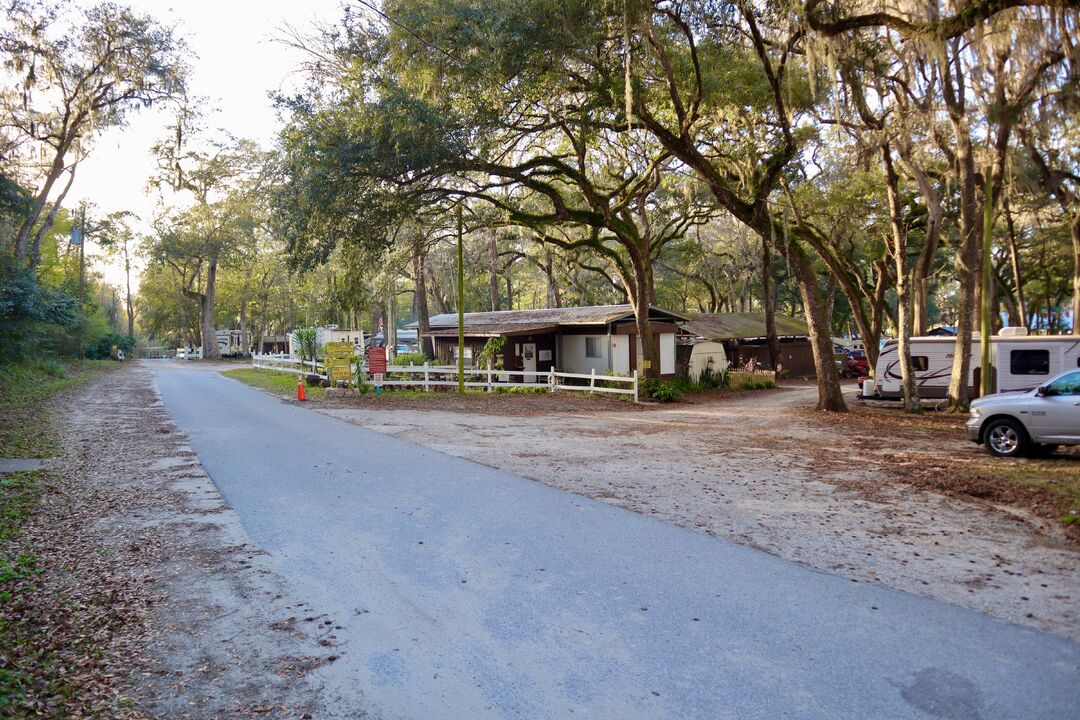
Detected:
left=984, top=418, right=1029, bottom=458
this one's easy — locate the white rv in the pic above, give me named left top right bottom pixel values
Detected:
left=865, top=329, right=1080, bottom=399
left=215, top=329, right=247, bottom=358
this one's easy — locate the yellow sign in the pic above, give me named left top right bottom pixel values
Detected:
left=324, top=341, right=355, bottom=384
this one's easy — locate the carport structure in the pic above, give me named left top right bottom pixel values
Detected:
left=680, top=312, right=816, bottom=376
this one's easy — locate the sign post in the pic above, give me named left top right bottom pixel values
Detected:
left=324, top=341, right=354, bottom=386
left=368, top=346, right=387, bottom=396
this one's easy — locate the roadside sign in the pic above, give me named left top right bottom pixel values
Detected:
left=70, top=227, right=83, bottom=245
left=368, top=346, right=387, bottom=375
left=325, top=341, right=354, bottom=384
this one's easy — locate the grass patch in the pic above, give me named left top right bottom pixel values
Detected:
left=221, top=368, right=328, bottom=399
left=0, top=471, right=43, bottom=601
left=980, top=459, right=1080, bottom=522
left=0, top=359, right=111, bottom=458
left=0, top=359, right=109, bottom=713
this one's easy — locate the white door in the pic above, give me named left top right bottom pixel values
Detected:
left=523, top=343, right=537, bottom=383
left=611, top=336, right=630, bottom=374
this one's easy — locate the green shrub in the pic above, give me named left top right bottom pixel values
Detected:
left=393, top=351, right=428, bottom=366
left=643, top=378, right=683, bottom=402
left=82, top=332, right=135, bottom=360
left=474, top=336, right=506, bottom=370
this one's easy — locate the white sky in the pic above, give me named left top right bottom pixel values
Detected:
left=66, top=0, right=348, bottom=286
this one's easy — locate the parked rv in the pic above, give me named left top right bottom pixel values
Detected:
left=862, top=329, right=1080, bottom=399
left=215, top=329, right=247, bottom=358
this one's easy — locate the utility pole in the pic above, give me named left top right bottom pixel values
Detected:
left=457, top=203, right=465, bottom=395
left=980, top=168, right=994, bottom=397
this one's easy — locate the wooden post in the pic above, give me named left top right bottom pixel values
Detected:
left=487, top=360, right=493, bottom=393
left=424, top=362, right=430, bottom=392
left=633, top=369, right=639, bottom=403
left=590, top=368, right=596, bottom=391
left=456, top=204, right=465, bottom=395
left=549, top=368, right=555, bottom=393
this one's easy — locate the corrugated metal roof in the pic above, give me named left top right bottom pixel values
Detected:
left=682, top=312, right=809, bottom=340
left=426, top=323, right=558, bottom=337
left=409, top=304, right=688, bottom=334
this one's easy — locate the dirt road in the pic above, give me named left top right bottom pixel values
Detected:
left=318, top=384, right=1080, bottom=641
left=42, top=362, right=360, bottom=718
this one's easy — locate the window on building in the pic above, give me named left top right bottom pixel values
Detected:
left=912, top=356, right=929, bottom=371
left=1010, top=349, right=1049, bottom=375
left=585, top=337, right=602, bottom=359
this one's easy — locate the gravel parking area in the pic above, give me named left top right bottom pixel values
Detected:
left=311, top=382, right=1080, bottom=641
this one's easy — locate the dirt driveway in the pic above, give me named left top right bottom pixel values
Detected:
left=16, top=362, right=358, bottom=718
left=315, top=384, right=1080, bottom=641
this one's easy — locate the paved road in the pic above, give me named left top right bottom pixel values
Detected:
left=155, top=364, right=1080, bottom=720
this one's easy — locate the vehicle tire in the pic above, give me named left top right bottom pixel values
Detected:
left=983, top=418, right=1030, bottom=458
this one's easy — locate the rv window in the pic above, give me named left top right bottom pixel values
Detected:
left=1010, top=349, right=1049, bottom=375
left=585, top=337, right=602, bottom=359
left=912, top=356, right=929, bottom=371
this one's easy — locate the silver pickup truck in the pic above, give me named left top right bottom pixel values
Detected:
left=966, top=369, right=1080, bottom=457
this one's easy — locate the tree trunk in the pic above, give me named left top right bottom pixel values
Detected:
left=124, top=242, right=135, bottom=338
left=544, top=245, right=562, bottom=308
left=761, top=233, right=781, bottom=371
left=789, top=244, right=847, bottom=411
left=413, top=244, right=434, bottom=358
left=1072, top=209, right=1080, bottom=336
left=428, top=265, right=450, bottom=314
left=882, top=145, right=919, bottom=412
left=1004, top=199, right=1027, bottom=329
left=628, top=255, right=659, bottom=379
left=946, top=127, right=980, bottom=410
left=488, top=232, right=500, bottom=311
left=30, top=167, right=78, bottom=265
left=15, top=141, right=72, bottom=264
left=202, top=253, right=220, bottom=359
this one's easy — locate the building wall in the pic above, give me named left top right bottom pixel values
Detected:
left=626, top=330, right=673, bottom=377
left=433, top=336, right=488, bottom=366
left=735, top=340, right=816, bottom=376
left=504, top=333, right=557, bottom=374
left=560, top=333, right=610, bottom=374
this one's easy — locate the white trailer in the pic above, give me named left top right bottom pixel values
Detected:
left=215, top=329, right=247, bottom=358
left=288, top=326, right=366, bottom=359
left=866, top=330, right=1080, bottom=399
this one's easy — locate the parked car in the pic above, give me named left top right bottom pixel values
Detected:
left=846, top=349, right=869, bottom=376
left=834, top=344, right=855, bottom=377
left=966, top=369, right=1080, bottom=457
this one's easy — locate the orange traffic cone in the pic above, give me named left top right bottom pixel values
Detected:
left=297, top=374, right=307, bottom=401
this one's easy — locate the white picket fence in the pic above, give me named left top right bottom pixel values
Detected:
left=249, top=354, right=638, bottom=401
left=252, top=353, right=326, bottom=379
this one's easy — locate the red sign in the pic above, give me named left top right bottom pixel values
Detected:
left=368, top=346, right=387, bottom=374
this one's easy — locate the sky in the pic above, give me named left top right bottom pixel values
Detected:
left=67, top=0, right=348, bottom=286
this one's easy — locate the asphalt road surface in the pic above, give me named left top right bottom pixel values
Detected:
left=155, top=364, right=1080, bottom=720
